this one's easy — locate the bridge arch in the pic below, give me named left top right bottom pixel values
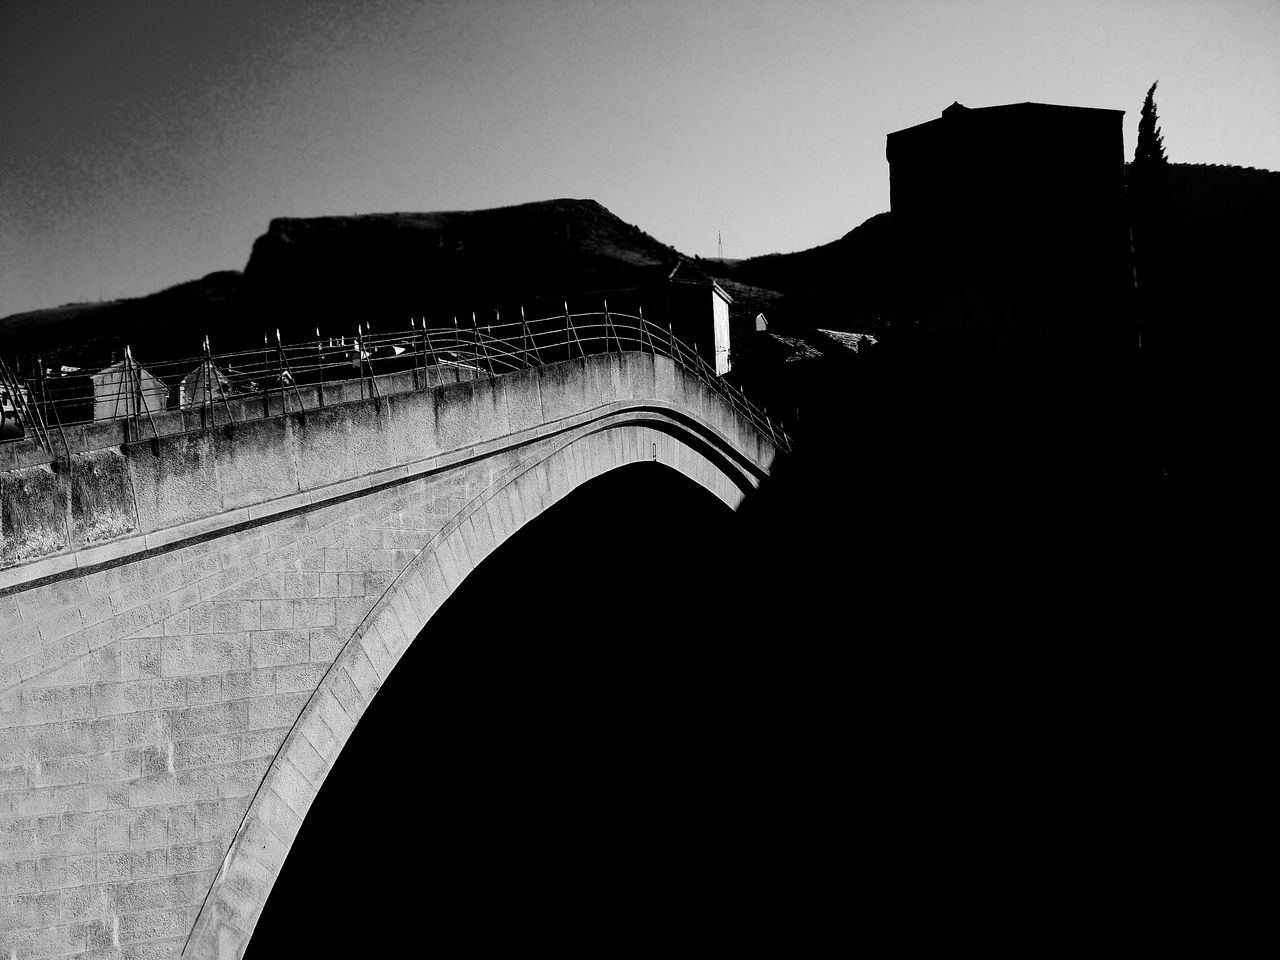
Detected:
left=181, top=412, right=759, bottom=957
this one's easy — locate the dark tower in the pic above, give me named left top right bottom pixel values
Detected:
left=886, top=101, right=1134, bottom=357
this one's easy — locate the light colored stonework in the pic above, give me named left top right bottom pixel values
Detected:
left=1, top=352, right=776, bottom=959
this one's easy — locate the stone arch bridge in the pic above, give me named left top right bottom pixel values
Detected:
left=0, top=325, right=783, bottom=959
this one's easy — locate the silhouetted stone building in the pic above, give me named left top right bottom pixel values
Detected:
left=887, top=101, right=1133, bottom=356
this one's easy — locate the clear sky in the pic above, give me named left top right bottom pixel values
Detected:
left=3, top=0, right=1277, bottom=318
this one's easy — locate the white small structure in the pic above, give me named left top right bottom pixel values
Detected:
left=755, top=312, right=769, bottom=332
left=666, top=260, right=734, bottom=376
left=91, top=357, right=168, bottom=422
left=178, top=360, right=236, bottom=408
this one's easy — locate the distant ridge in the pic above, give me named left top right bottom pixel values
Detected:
left=0, top=271, right=245, bottom=368
left=5, top=166, right=1277, bottom=366
left=242, top=198, right=684, bottom=320
left=706, top=161, right=1280, bottom=337
left=2, top=199, right=685, bottom=367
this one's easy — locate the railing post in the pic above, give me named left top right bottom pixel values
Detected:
left=409, top=318, right=419, bottom=389
left=120, top=346, right=133, bottom=443
left=122, top=345, right=158, bottom=443
left=564, top=301, right=572, bottom=363
left=521, top=308, right=529, bottom=367
left=316, top=327, right=325, bottom=407
left=638, top=305, right=654, bottom=354
left=421, top=317, right=428, bottom=372
left=367, top=325, right=380, bottom=399
left=565, top=301, right=585, bottom=360
left=357, top=325, right=365, bottom=401
left=33, top=354, right=71, bottom=463
left=277, top=329, right=304, bottom=412
left=275, top=329, right=283, bottom=411
left=0, top=357, right=51, bottom=452
left=424, top=326, right=439, bottom=385
left=604, top=298, right=622, bottom=353
left=473, top=311, right=493, bottom=378
left=470, top=312, right=478, bottom=375
left=203, top=334, right=213, bottom=426
left=275, top=329, right=285, bottom=411
left=488, top=310, right=498, bottom=376
left=522, top=306, right=542, bottom=367
left=451, top=316, right=461, bottom=378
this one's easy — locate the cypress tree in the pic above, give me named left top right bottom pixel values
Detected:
left=1133, top=82, right=1168, bottom=173
left=1129, top=81, right=1170, bottom=301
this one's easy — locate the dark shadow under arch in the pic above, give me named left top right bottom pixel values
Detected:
left=247, top=463, right=831, bottom=955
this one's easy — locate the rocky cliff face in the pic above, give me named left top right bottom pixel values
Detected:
left=242, top=199, right=682, bottom=336
left=2, top=200, right=684, bottom=365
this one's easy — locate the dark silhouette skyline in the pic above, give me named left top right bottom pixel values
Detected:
left=4, top=0, right=1278, bottom=318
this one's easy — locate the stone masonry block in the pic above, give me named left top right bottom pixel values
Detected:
left=325, top=665, right=368, bottom=721
left=372, top=607, right=410, bottom=663
left=1, top=622, right=42, bottom=672
left=334, top=596, right=376, bottom=626
left=189, top=601, right=260, bottom=635
left=249, top=630, right=308, bottom=669
left=118, top=905, right=195, bottom=945
left=151, top=674, right=223, bottom=710
left=429, top=538, right=464, bottom=593
left=222, top=668, right=275, bottom=701
left=247, top=693, right=309, bottom=732
left=273, top=662, right=326, bottom=694
left=264, top=756, right=317, bottom=824
left=462, top=511, right=496, bottom=566
left=341, top=644, right=382, bottom=705
left=279, top=735, right=327, bottom=789
left=167, top=700, right=248, bottom=742
left=161, top=634, right=249, bottom=677
left=396, top=567, right=434, bottom=629
left=292, top=598, right=335, bottom=628
left=258, top=598, right=294, bottom=630
left=355, top=627, right=395, bottom=684
left=307, top=626, right=345, bottom=663
left=310, top=687, right=355, bottom=744
left=236, top=816, right=288, bottom=879
left=387, top=590, right=421, bottom=649
left=240, top=726, right=288, bottom=762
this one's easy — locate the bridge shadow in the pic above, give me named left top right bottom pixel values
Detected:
left=245, top=357, right=1182, bottom=954
left=248, top=463, right=844, bottom=954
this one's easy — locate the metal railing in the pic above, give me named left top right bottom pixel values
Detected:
left=2, top=306, right=790, bottom=453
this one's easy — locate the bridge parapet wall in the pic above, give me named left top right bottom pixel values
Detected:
left=2, top=352, right=775, bottom=585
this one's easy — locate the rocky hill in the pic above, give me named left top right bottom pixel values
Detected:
left=710, top=161, right=1280, bottom=340
left=0, top=271, right=244, bottom=370
left=243, top=198, right=683, bottom=322
left=0, top=199, right=687, bottom=369
left=5, top=164, right=1275, bottom=371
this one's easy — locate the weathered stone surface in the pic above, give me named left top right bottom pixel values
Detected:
left=69, top=450, right=137, bottom=548
left=1, top=464, right=70, bottom=567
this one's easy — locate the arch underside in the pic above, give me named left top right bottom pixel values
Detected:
left=180, top=412, right=760, bottom=958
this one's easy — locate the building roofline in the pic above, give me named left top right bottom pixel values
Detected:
left=887, top=100, right=1125, bottom=139
left=669, top=276, right=734, bottom=304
